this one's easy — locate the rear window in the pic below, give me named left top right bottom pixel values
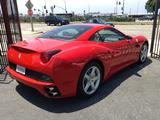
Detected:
left=38, top=25, right=92, bottom=40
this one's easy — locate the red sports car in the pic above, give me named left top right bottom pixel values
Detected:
left=6, top=24, right=148, bottom=98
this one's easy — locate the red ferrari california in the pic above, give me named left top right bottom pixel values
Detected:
left=6, top=24, right=148, bottom=98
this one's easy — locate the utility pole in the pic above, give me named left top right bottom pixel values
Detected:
left=30, top=15, right=34, bottom=32
left=51, top=6, right=54, bottom=15
left=129, top=8, right=131, bottom=15
left=42, top=6, right=45, bottom=17
left=136, top=1, right=140, bottom=14
left=88, top=4, right=90, bottom=14
left=116, top=0, right=121, bottom=15
left=51, top=0, right=67, bottom=14
left=116, top=0, right=118, bottom=14
left=84, top=10, right=86, bottom=16
left=61, top=0, right=67, bottom=13
left=44, top=0, right=48, bottom=16
left=122, top=0, right=125, bottom=14
left=114, top=7, right=116, bottom=14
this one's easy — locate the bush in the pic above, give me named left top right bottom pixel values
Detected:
left=70, top=16, right=85, bottom=22
left=106, top=16, right=135, bottom=22
left=20, top=15, right=135, bottom=23
left=20, top=16, right=45, bottom=23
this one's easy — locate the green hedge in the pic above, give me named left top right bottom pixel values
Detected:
left=108, top=17, right=135, bottom=22
left=70, top=16, right=85, bottom=22
left=20, top=17, right=44, bottom=23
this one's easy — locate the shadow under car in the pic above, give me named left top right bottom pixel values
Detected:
left=16, top=58, right=152, bottom=113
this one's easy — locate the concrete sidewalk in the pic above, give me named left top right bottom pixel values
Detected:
left=0, top=58, right=160, bottom=120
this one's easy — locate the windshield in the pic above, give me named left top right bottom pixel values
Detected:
left=38, top=25, right=92, bottom=40
left=97, top=18, right=106, bottom=24
left=56, top=16, right=64, bottom=20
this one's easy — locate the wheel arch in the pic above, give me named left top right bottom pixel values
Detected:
left=144, top=40, right=149, bottom=47
left=77, top=58, right=105, bottom=97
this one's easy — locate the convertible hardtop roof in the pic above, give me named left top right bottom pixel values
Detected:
left=70, top=23, right=113, bottom=28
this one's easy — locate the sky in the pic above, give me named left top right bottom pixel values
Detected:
left=17, top=0, right=148, bottom=15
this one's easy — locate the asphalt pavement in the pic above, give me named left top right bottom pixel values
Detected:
left=0, top=58, right=160, bottom=120
left=0, top=23, right=159, bottom=120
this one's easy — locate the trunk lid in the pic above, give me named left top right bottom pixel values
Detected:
left=12, top=38, right=68, bottom=52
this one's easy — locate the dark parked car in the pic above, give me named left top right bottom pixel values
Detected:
left=44, top=16, right=70, bottom=26
left=84, top=18, right=114, bottom=27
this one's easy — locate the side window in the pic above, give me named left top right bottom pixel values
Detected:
left=89, top=28, right=125, bottom=42
left=51, top=16, right=55, bottom=20
left=98, top=29, right=125, bottom=42
left=89, top=32, right=101, bottom=42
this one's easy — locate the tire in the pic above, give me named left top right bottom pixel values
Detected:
left=77, top=62, right=103, bottom=97
left=138, top=43, right=148, bottom=63
left=54, top=23, right=57, bottom=26
left=47, top=22, right=50, bottom=26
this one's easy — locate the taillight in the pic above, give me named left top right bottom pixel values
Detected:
left=40, top=49, right=61, bottom=63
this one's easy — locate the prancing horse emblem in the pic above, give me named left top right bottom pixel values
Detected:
left=18, top=53, right=21, bottom=59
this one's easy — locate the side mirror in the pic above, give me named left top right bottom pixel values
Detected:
left=126, top=35, right=132, bottom=40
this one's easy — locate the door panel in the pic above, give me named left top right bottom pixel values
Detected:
left=89, top=27, right=136, bottom=74
left=101, top=39, right=132, bottom=70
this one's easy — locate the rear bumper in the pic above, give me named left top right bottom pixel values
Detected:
left=6, top=66, right=62, bottom=98
left=6, top=54, right=83, bottom=98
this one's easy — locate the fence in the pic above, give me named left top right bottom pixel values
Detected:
left=0, top=0, right=22, bottom=73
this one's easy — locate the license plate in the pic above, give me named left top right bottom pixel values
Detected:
left=16, top=65, right=26, bottom=75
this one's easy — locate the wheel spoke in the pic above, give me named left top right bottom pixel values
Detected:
left=92, top=76, right=99, bottom=82
left=90, top=82, right=95, bottom=90
left=84, top=81, right=90, bottom=92
left=91, top=67, right=96, bottom=76
left=84, top=74, right=90, bottom=80
left=141, top=52, right=145, bottom=58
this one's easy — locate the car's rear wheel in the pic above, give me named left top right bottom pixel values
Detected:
left=77, top=62, right=102, bottom=97
left=139, top=43, right=148, bottom=63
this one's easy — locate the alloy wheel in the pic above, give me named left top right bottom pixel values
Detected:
left=82, top=66, right=101, bottom=95
left=140, top=44, right=148, bottom=63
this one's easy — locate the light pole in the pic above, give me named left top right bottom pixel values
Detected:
left=88, top=4, right=90, bottom=14
left=51, top=6, right=54, bottom=15
left=136, top=0, right=141, bottom=14
left=51, top=0, right=67, bottom=13
left=44, top=0, right=48, bottom=16
left=116, top=0, right=121, bottom=15
left=116, top=0, right=118, bottom=14
left=122, top=0, right=125, bottom=14
left=61, top=0, right=67, bottom=13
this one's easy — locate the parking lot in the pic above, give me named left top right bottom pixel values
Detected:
left=0, top=23, right=160, bottom=120
left=21, top=23, right=152, bottom=40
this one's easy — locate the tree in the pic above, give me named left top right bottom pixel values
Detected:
left=145, top=0, right=160, bottom=13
